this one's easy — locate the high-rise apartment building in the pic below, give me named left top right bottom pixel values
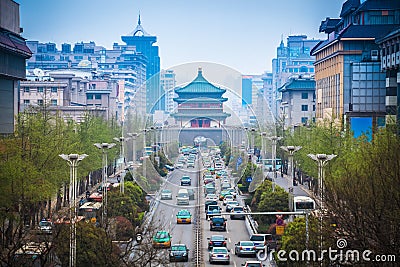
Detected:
left=160, top=69, right=177, bottom=114
left=311, top=0, right=400, bottom=135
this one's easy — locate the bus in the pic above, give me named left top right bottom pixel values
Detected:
left=262, top=158, right=282, bottom=172
left=78, top=202, right=102, bottom=223
left=293, top=196, right=316, bottom=212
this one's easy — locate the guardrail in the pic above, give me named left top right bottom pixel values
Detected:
left=245, top=205, right=259, bottom=235
left=194, top=157, right=203, bottom=266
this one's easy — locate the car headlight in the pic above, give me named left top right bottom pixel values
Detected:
left=183, top=252, right=187, bottom=256
left=170, top=252, right=174, bottom=256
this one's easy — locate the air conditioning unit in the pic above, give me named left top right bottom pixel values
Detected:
left=396, top=51, right=400, bottom=65
left=391, top=53, right=396, bottom=67
left=371, top=50, right=378, bottom=61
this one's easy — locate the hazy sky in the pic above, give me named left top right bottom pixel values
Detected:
left=17, top=0, right=344, bottom=74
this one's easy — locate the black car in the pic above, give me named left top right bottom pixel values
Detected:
left=207, top=235, right=227, bottom=250
left=169, top=244, right=189, bottom=262
left=210, top=216, right=227, bottom=231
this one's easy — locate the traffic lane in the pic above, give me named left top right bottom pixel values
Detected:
left=150, top=162, right=200, bottom=265
left=202, top=201, right=254, bottom=266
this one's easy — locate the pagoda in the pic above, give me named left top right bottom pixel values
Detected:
left=172, top=68, right=230, bottom=127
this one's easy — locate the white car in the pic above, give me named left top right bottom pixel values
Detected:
left=175, top=162, right=184, bottom=169
left=227, top=188, right=237, bottom=198
left=223, top=195, right=234, bottom=205
left=205, top=193, right=218, bottom=202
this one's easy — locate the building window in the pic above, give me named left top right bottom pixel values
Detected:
left=301, top=105, right=308, bottom=111
left=23, top=99, right=30, bottom=105
left=95, top=94, right=101, bottom=100
left=37, top=99, right=44, bottom=105
left=301, top=117, right=308, bottom=124
left=51, top=87, right=57, bottom=93
left=37, top=87, right=44, bottom=93
left=51, top=99, right=57, bottom=106
left=23, top=87, right=30, bottom=93
left=301, top=92, right=308, bottom=99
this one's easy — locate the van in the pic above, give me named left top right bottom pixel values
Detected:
left=176, top=188, right=189, bottom=205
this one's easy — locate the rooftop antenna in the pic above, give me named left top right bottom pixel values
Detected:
left=138, top=11, right=141, bottom=25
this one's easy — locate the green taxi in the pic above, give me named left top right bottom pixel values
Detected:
left=152, top=230, right=172, bottom=248
left=176, top=209, right=192, bottom=224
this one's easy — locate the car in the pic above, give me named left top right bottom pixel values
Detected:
left=169, top=243, right=189, bottom=262
left=206, top=205, right=221, bottom=220
left=230, top=206, right=245, bottom=220
left=207, top=235, right=227, bottom=250
left=204, top=184, right=216, bottom=195
left=249, top=233, right=277, bottom=252
left=175, top=162, right=184, bottom=169
left=187, top=160, right=195, bottom=168
left=165, top=164, right=175, bottom=171
left=219, top=190, right=232, bottom=200
left=180, top=176, right=191, bottom=186
left=177, top=188, right=190, bottom=205
left=152, top=230, right=172, bottom=248
left=234, top=241, right=257, bottom=257
left=204, top=176, right=215, bottom=185
left=227, top=187, right=237, bottom=198
left=160, top=189, right=173, bottom=200
left=205, top=200, right=218, bottom=211
left=187, top=188, right=195, bottom=200
left=223, top=195, right=234, bottom=205
left=176, top=209, right=192, bottom=224
left=206, top=193, right=219, bottom=202
left=221, top=182, right=231, bottom=191
left=226, top=200, right=239, bottom=212
left=209, top=247, right=230, bottom=264
left=210, top=216, right=227, bottom=231
left=241, top=261, right=265, bottom=267
left=38, top=219, right=53, bottom=234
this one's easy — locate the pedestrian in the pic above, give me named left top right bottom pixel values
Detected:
left=117, top=175, right=120, bottom=183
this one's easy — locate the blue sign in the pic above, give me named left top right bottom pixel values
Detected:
left=246, top=176, right=253, bottom=182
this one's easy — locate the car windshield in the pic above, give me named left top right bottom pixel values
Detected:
left=247, top=264, right=262, bottom=267
left=182, top=177, right=190, bottom=180
left=233, top=207, right=243, bottom=211
left=240, top=241, right=254, bottom=246
left=155, top=232, right=169, bottom=239
left=179, top=210, right=190, bottom=216
left=227, top=201, right=238, bottom=205
left=213, top=248, right=228, bottom=253
left=162, top=189, right=171, bottom=193
left=208, top=206, right=220, bottom=211
left=171, top=245, right=186, bottom=251
left=211, top=235, right=224, bottom=241
left=212, top=217, right=224, bottom=223
left=39, top=221, right=51, bottom=227
left=250, top=235, right=265, bottom=241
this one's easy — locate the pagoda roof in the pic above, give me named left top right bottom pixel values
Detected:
left=175, top=68, right=226, bottom=94
left=173, top=97, right=228, bottom=103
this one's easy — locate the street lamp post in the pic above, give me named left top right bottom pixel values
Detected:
left=93, top=143, right=115, bottom=226
left=307, top=153, right=336, bottom=264
left=59, top=153, right=88, bottom=267
left=127, top=132, right=140, bottom=164
left=281, top=146, right=302, bottom=211
left=114, top=136, right=130, bottom=194
left=268, top=136, right=282, bottom=191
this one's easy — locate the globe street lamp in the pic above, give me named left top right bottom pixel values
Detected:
left=59, top=153, right=88, bottom=267
left=93, top=143, right=115, bottom=226
left=307, top=153, right=336, bottom=263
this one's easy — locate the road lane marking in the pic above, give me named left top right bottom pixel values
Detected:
left=228, top=237, right=231, bottom=243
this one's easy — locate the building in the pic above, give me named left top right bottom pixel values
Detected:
left=121, top=15, right=161, bottom=113
left=256, top=72, right=275, bottom=127
left=160, top=69, right=177, bottom=114
left=171, top=68, right=230, bottom=128
left=311, top=0, right=400, bottom=135
left=278, top=75, right=316, bottom=129
left=0, top=0, right=32, bottom=134
left=376, top=27, right=400, bottom=133
left=20, top=71, right=119, bottom=123
left=272, top=35, right=320, bottom=119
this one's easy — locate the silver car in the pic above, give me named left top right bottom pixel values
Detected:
left=234, top=241, right=257, bottom=256
left=209, top=247, right=230, bottom=264
left=160, top=189, right=172, bottom=200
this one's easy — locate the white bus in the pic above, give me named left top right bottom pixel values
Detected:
left=293, top=196, right=315, bottom=212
